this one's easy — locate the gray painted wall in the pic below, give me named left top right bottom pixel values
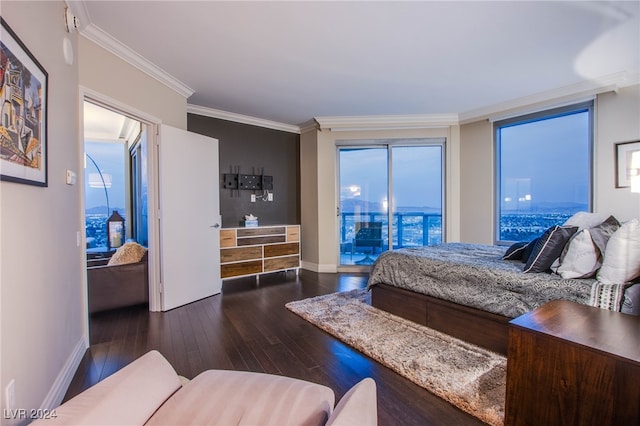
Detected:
left=187, top=114, right=300, bottom=227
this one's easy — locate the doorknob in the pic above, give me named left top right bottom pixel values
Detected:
left=211, top=223, right=220, bottom=228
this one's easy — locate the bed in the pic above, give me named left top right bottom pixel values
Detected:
left=367, top=241, right=639, bottom=355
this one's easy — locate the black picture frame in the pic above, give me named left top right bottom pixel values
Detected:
left=615, top=140, right=640, bottom=189
left=0, top=17, right=48, bottom=187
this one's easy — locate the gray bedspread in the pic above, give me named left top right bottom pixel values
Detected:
left=367, top=243, right=594, bottom=318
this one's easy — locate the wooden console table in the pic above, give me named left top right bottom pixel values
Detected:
left=219, top=225, right=300, bottom=280
left=505, top=300, right=640, bottom=425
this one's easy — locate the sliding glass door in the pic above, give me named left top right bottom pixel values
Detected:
left=338, top=140, right=444, bottom=267
left=339, top=147, right=389, bottom=265
left=391, top=145, right=443, bottom=248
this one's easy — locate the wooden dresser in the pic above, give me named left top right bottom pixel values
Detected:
left=505, top=300, right=640, bottom=425
left=219, top=225, right=300, bottom=280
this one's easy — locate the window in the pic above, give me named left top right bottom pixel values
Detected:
left=495, top=102, right=592, bottom=243
left=85, top=141, right=127, bottom=252
left=130, top=131, right=149, bottom=246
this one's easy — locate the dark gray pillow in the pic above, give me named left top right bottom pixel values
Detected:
left=521, top=238, right=539, bottom=263
left=524, top=226, right=578, bottom=273
left=621, top=283, right=640, bottom=316
left=503, top=241, right=529, bottom=260
left=589, top=215, right=620, bottom=256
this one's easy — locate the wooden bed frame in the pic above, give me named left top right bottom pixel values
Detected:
left=371, top=283, right=511, bottom=355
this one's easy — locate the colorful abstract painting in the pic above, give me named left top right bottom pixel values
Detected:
left=0, top=18, right=47, bottom=186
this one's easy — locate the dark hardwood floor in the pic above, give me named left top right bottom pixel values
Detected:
left=65, top=270, right=482, bottom=425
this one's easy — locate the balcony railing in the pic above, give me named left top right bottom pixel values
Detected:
left=340, top=212, right=442, bottom=250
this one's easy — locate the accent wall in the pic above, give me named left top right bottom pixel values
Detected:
left=187, top=113, right=300, bottom=228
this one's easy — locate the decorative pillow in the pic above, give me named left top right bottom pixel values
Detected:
left=621, top=282, right=640, bottom=316
left=524, top=225, right=578, bottom=273
left=521, top=238, right=539, bottom=263
left=597, top=219, right=640, bottom=284
left=555, top=229, right=600, bottom=279
left=589, top=215, right=620, bottom=256
left=503, top=241, right=529, bottom=260
left=108, top=242, right=147, bottom=266
left=563, top=211, right=609, bottom=230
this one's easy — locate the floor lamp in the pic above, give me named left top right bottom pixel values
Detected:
left=86, top=153, right=112, bottom=251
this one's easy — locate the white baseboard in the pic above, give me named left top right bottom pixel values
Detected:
left=301, top=261, right=337, bottom=273
left=40, top=335, right=89, bottom=410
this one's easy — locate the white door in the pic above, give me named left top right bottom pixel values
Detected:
left=158, top=125, right=221, bottom=311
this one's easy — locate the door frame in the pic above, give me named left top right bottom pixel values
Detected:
left=79, top=87, right=164, bottom=325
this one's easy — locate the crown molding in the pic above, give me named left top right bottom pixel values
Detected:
left=313, top=114, right=459, bottom=132
left=80, top=23, right=194, bottom=98
left=187, top=104, right=301, bottom=134
left=459, top=71, right=640, bottom=124
left=298, top=119, right=320, bottom=134
left=67, top=0, right=193, bottom=97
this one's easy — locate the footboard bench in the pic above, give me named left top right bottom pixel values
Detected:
left=371, top=283, right=511, bottom=355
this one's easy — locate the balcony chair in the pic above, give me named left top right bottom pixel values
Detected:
left=352, top=222, right=383, bottom=265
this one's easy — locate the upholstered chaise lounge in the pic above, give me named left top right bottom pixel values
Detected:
left=33, top=350, right=378, bottom=426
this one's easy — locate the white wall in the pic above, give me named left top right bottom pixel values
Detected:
left=0, top=2, right=193, bottom=422
left=460, top=120, right=494, bottom=243
left=459, top=85, right=640, bottom=244
left=1, top=2, right=84, bottom=424
left=299, top=130, right=320, bottom=270
left=78, top=38, right=187, bottom=130
left=594, top=85, right=640, bottom=221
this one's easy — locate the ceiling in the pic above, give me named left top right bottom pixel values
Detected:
left=83, top=101, right=141, bottom=143
left=70, top=1, right=640, bottom=130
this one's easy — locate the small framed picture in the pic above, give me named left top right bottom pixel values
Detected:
left=615, top=140, right=640, bottom=188
left=0, top=18, right=48, bottom=186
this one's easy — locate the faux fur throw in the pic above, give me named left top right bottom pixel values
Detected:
left=589, top=282, right=627, bottom=311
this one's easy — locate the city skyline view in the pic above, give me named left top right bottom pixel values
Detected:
left=85, top=141, right=127, bottom=213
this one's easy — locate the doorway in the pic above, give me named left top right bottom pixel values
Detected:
left=337, top=139, right=445, bottom=269
left=84, top=101, right=143, bottom=253
left=82, top=98, right=159, bottom=333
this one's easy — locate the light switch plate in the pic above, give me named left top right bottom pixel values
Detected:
left=66, top=169, right=76, bottom=185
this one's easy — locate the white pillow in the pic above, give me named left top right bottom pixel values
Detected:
left=564, top=211, right=609, bottom=230
left=556, top=229, right=600, bottom=279
left=597, top=219, right=640, bottom=284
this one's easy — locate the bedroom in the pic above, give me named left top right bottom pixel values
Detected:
left=1, top=1, right=639, bottom=425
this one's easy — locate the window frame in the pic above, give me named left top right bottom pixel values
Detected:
left=494, top=101, right=594, bottom=245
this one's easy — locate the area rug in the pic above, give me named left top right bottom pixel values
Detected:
left=286, top=289, right=506, bottom=426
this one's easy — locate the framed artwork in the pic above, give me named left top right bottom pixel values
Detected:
left=615, top=140, right=640, bottom=188
left=0, top=18, right=48, bottom=187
